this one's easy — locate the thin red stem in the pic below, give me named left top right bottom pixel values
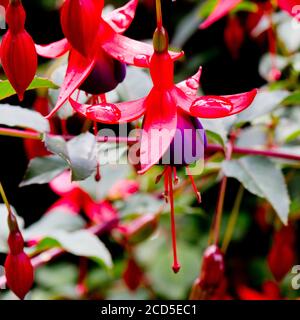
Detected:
left=156, top=0, right=163, bottom=28
left=186, top=166, right=201, bottom=203
left=167, top=167, right=180, bottom=273
left=1, top=127, right=300, bottom=162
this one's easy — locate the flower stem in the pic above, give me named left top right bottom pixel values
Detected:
left=167, top=167, right=180, bottom=273
left=221, top=185, right=244, bottom=253
left=1, top=127, right=300, bottom=162
left=156, top=0, right=163, bottom=28
left=210, top=142, right=233, bottom=246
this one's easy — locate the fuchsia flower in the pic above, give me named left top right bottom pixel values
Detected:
left=49, top=171, right=118, bottom=224
left=190, top=245, right=228, bottom=300
left=0, top=0, right=37, bottom=100
left=70, top=1, right=257, bottom=273
left=200, top=0, right=299, bottom=30
left=36, top=0, right=183, bottom=119
left=267, top=225, right=295, bottom=282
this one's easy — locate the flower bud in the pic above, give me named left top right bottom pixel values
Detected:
left=5, top=230, right=34, bottom=299
left=199, top=245, right=225, bottom=289
left=60, top=0, right=104, bottom=57
left=267, top=226, right=295, bottom=282
left=122, top=257, right=144, bottom=291
left=0, top=1, right=37, bottom=100
left=5, top=251, right=34, bottom=300
left=108, top=179, right=139, bottom=200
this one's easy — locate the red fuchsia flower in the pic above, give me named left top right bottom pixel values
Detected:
left=70, top=0, right=257, bottom=273
left=48, top=171, right=118, bottom=224
left=0, top=0, right=8, bottom=7
left=5, top=229, right=34, bottom=300
left=35, top=0, right=183, bottom=119
left=0, top=182, right=33, bottom=299
left=0, top=0, right=37, bottom=101
left=108, top=179, right=139, bottom=200
left=190, top=245, right=228, bottom=300
left=122, top=256, right=144, bottom=291
left=237, top=281, right=281, bottom=300
left=277, top=0, right=300, bottom=19
left=199, top=0, right=299, bottom=80
left=224, top=15, right=244, bottom=59
left=267, top=225, right=295, bottom=282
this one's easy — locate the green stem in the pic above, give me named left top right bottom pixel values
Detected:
left=221, top=185, right=244, bottom=253
left=156, top=0, right=163, bottom=28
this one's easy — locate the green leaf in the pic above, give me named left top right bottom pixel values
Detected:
left=0, top=104, right=50, bottom=132
left=282, top=92, right=300, bottom=105
left=45, top=132, right=97, bottom=181
left=222, top=156, right=290, bottom=224
left=20, top=155, right=67, bottom=187
left=36, top=230, right=113, bottom=268
left=0, top=205, right=24, bottom=253
left=0, top=77, right=59, bottom=101
left=24, top=210, right=85, bottom=241
left=117, top=194, right=163, bottom=218
left=78, top=163, right=132, bottom=201
left=237, top=90, right=289, bottom=123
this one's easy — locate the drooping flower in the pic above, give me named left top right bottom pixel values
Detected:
left=122, top=257, right=144, bottom=291
left=0, top=182, right=34, bottom=300
left=35, top=0, right=183, bottom=119
left=5, top=230, right=34, bottom=300
left=48, top=171, right=118, bottom=224
left=224, top=15, right=244, bottom=59
left=69, top=0, right=257, bottom=273
left=267, top=225, right=295, bottom=282
left=190, top=245, right=227, bottom=300
left=0, top=0, right=37, bottom=100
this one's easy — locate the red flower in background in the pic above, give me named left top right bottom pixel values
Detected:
left=237, top=281, right=281, bottom=300
left=36, top=0, right=183, bottom=119
left=267, top=225, right=295, bottom=282
left=0, top=0, right=37, bottom=100
left=48, top=171, right=118, bottom=225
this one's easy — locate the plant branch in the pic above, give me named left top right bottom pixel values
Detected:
left=1, top=127, right=300, bottom=161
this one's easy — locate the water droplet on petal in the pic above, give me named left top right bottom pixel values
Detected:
left=85, top=103, right=121, bottom=122
left=190, top=96, right=233, bottom=117
left=133, top=54, right=149, bottom=67
left=186, top=78, right=199, bottom=90
left=111, top=11, right=131, bottom=29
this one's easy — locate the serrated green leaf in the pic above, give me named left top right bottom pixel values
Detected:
left=0, top=77, right=59, bottom=101
left=24, top=210, right=85, bottom=240
left=45, top=132, right=97, bottom=181
left=0, top=104, right=50, bottom=132
left=20, top=155, right=68, bottom=187
left=36, top=230, right=113, bottom=268
left=222, top=156, right=290, bottom=224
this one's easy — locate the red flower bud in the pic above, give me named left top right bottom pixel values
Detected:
left=267, top=226, right=295, bottom=282
left=60, top=0, right=104, bottom=57
left=122, top=257, right=144, bottom=291
left=224, top=15, right=244, bottom=59
left=199, top=245, right=225, bottom=290
left=0, top=1, right=37, bottom=100
left=5, top=231, right=34, bottom=300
